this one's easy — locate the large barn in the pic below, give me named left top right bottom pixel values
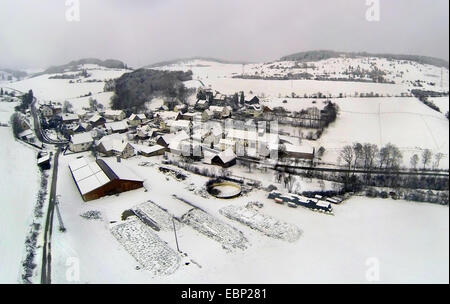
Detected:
left=68, top=157, right=144, bottom=202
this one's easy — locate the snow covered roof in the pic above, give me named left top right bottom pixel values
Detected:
left=284, top=143, right=314, bottom=155
left=89, top=114, right=104, bottom=123
left=61, top=113, right=79, bottom=121
left=104, top=109, right=124, bottom=116
left=18, top=129, right=33, bottom=138
left=167, top=119, right=191, bottom=129
left=69, top=157, right=143, bottom=196
left=100, top=159, right=143, bottom=182
left=129, top=113, right=146, bottom=121
left=105, top=120, right=129, bottom=132
left=99, top=139, right=131, bottom=153
left=69, top=158, right=110, bottom=195
left=209, top=106, right=224, bottom=113
left=131, top=144, right=165, bottom=155
left=219, top=138, right=235, bottom=146
left=155, top=111, right=178, bottom=120
left=37, top=154, right=50, bottom=164
left=214, top=148, right=236, bottom=163
left=70, top=132, right=93, bottom=145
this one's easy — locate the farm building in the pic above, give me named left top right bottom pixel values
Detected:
left=69, top=132, right=94, bottom=152
left=68, top=157, right=144, bottom=202
left=283, top=144, right=315, bottom=160
left=211, top=148, right=236, bottom=168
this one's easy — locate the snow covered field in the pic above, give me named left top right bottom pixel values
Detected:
left=220, top=205, right=302, bottom=242
left=0, top=102, right=39, bottom=283
left=50, top=152, right=448, bottom=283
left=111, top=218, right=180, bottom=275
left=155, top=58, right=449, bottom=97
left=317, top=97, right=449, bottom=168
left=181, top=208, right=248, bottom=251
left=8, top=66, right=128, bottom=102
left=1, top=57, right=447, bottom=284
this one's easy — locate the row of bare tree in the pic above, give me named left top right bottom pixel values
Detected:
left=339, top=143, right=445, bottom=171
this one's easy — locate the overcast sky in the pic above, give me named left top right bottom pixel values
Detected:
left=0, top=0, right=448, bottom=70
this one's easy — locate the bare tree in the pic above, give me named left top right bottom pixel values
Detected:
left=363, top=143, right=378, bottom=170
left=433, top=152, right=445, bottom=169
left=410, top=154, right=419, bottom=170
left=340, top=145, right=354, bottom=171
left=353, top=142, right=363, bottom=168
left=422, top=149, right=432, bottom=169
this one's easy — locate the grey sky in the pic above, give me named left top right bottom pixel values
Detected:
left=0, top=0, right=448, bottom=69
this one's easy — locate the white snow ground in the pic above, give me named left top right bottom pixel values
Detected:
left=50, top=153, right=449, bottom=284
left=0, top=102, right=40, bottom=283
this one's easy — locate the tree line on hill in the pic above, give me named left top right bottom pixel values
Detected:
left=280, top=50, right=449, bottom=69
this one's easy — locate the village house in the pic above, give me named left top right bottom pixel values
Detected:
left=201, top=109, right=214, bottom=121
left=68, top=157, right=144, bottom=202
left=219, top=138, right=236, bottom=152
left=177, top=112, right=199, bottom=121
left=40, top=105, right=54, bottom=118
left=97, top=137, right=135, bottom=159
left=88, top=114, right=106, bottom=127
left=104, top=109, right=126, bottom=121
left=195, top=99, right=209, bottom=110
left=225, top=128, right=279, bottom=157
left=66, top=123, right=88, bottom=135
left=208, top=105, right=231, bottom=119
left=135, top=125, right=156, bottom=140
left=127, top=113, right=147, bottom=127
left=105, top=120, right=129, bottom=134
left=131, top=144, right=166, bottom=157
left=174, top=104, right=187, bottom=112
left=69, top=132, right=94, bottom=152
left=61, top=113, right=80, bottom=124
left=165, top=119, right=192, bottom=133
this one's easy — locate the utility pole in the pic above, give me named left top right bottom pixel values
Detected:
left=173, top=218, right=180, bottom=253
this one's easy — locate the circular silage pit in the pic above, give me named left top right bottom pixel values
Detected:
left=207, top=180, right=242, bottom=199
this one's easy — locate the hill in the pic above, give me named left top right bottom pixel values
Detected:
left=145, top=57, right=252, bottom=68
left=34, top=58, right=130, bottom=77
left=280, top=50, right=449, bottom=68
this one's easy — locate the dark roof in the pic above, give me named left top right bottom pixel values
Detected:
left=96, top=159, right=119, bottom=180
